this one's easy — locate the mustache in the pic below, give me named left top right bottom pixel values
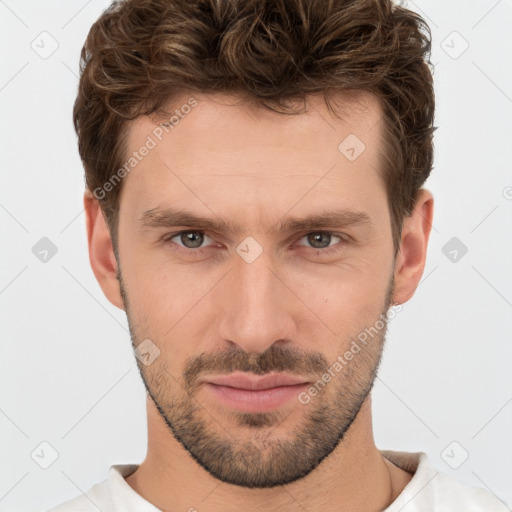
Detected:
left=182, top=344, right=329, bottom=389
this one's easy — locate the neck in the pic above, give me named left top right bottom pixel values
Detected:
left=125, top=394, right=412, bottom=512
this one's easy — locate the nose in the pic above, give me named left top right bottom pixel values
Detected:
left=217, top=249, right=297, bottom=354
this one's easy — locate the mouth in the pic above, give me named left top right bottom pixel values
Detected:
left=203, top=373, right=310, bottom=412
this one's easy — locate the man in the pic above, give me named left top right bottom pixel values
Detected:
left=49, top=0, right=508, bottom=510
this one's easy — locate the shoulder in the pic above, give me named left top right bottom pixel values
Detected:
left=382, top=450, right=510, bottom=512
left=46, top=464, right=142, bottom=512
left=46, top=479, right=112, bottom=512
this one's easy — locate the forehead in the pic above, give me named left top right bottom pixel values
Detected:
left=120, top=90, right=387, bottom=224
left=127, top=90, right=383, bottom=161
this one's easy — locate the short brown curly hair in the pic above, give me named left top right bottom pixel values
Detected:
left=73, top=0, right=435, bottom=256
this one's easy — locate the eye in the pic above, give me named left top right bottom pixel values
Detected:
left=165, top=230, right=214, bottom=249
left=163, top=230, right=348, bottom=256
left=296, top=232, right=345, bottom=251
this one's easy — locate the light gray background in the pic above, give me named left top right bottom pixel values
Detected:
left=1, top=0, right=511, bottom=510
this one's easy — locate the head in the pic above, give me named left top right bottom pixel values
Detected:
left=78, top=0, right=435, bottom=488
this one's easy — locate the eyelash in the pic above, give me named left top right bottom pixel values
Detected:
left=162, top=230, right=349, bottom=257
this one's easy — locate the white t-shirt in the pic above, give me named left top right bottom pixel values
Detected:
left=47, top=450, right=510, bottom=512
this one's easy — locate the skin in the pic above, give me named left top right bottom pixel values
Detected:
left=85, top=90, right=434, bottom=511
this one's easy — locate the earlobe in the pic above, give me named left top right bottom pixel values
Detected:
left=392, top=188, right=434, bottom=306
left=84, top=191, right=125, bottom=310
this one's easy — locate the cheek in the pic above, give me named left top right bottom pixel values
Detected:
left=119, top=251, right=223, bottom=366
left=287, top=254, right=391, bottom=330
left=119, top=238, right=206, bottom=313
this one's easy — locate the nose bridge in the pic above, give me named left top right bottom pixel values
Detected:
left=218, top=248, right=294, bottom=353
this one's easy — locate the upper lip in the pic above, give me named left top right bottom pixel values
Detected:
left=206, top=373, right=309, bottom=391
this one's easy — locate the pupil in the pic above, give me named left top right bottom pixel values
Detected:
left=309, top=233, right=330, bottom=248
left=182, top=231, right=203, bottom=248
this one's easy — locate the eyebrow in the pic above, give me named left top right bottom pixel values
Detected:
left=138, top=207, right=373, bottom=234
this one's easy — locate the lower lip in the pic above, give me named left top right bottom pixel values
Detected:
left=205, top=383, right=309, bottom=413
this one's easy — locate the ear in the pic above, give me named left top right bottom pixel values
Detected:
left=392, top=188, right=434, bottom=305
left=84, top=191, right=124, bottom=310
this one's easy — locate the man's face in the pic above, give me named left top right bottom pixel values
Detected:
left=116, top=91, right=397, bottom=488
